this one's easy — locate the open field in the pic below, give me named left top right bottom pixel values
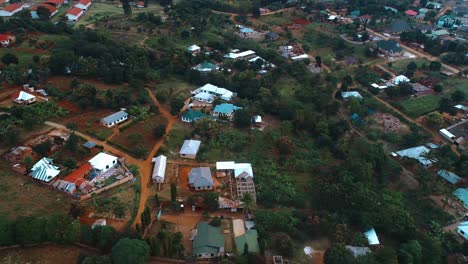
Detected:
left=397, top=94, right=441, bottom=118
left=0, top=244, right=97, bottom=264
left=162, top=122, right=193, bottom=158
left=75, top=2, right=164, bottom=26
left=0, top=162, right=71, bottom=220
left=110, top=114, right=168, bottom=158
left=440, top=77, right=468, bottom=97
left=387, top=58, right=432, bottom=74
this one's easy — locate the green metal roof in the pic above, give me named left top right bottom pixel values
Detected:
left=194, top=61, right=218, bottom=71
left=193, top=222, right=224, bottom=256
left=387, top=20, right=411, bottom=32
left=235, top=230, right=259, bottom=254
left=377, top=40, right=402, bottom=52
left=182, top=110, right=208, bottom=121
left=213, top=103, right=242, bottom=114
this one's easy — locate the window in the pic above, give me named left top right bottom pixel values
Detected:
left=461, top=230, right=465, bottom=235
left=106, top=165, right=109, bottom=169
left=211, top=254, right=214, bottom=257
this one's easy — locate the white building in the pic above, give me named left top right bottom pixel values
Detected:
left=75, top=0, right=91, bottom=10
left=151, top=155, right=167, bottom=183
left=364, top=228, right=380, bottom=245
left=188, top=45, right=201, bottom=53
left=179, top=140, right=201, bottom=159
left=192, top=83, right=234, bottom=101
left=391, top=75, right=410, bottom=85
left=342, top=91, right=363, bottom=100
left=101, top=110, right=128, bottom=128
left=224, top=50, right=256, bottom=60
left=89, top=152, right=118, bottom=174
left=439, top=128, right=456, bottom=143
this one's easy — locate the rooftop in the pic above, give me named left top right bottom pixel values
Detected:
left=102, top=110, right=128, bottom=125
left=437, top=170, right=461, bottom=185
left=213, top=103, right=242, bottom=114
left=189, top=167, right=213, bottom=188
left=180, top=139, right=201, bottom=155
left=193, top=222, right=224, bottom=255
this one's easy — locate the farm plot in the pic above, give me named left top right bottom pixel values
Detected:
left=398, top=94, right=441, bottom=118
left=109, top=114, right=168, bottom=159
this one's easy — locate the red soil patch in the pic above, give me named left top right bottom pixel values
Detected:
left=47, top=76, right=125, bottom=92
left=57, top=100, right=81, bottom=115
left=292, top=18, right=310, bottom=25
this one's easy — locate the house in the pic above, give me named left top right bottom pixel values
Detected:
left=0, top=34, right=15, bottom=47
left=136, top=1, right=144, bottom=8
left=391, top=144, right=437, bottom=167
left=101, top=110, right=128, bottom=127
left=216, top=161, right=256, bottom=201
left=193, top=61, right=219, bottom=73
left=235, top=229, right=259, bottom=255
left=53, top=180, right=76, bottom=194
left=181, top=110, right=209, bottom=123
left=66, top=7, right=84, bottom=21
left=224, top=50, right=256, bottom=60
left=44, top=0, right=65, bottom=8
left=239, top=26, right=254, bottom=34
left=12, top=91, right=36, bottom=105
left=428, top=29, right=450, bottom=39
left=82, top=141, right=96, bottom=149
left=458, top=222, right=468, bottom=240
left=188, top=45, right=201, bottom=54
left=62, top=162, right=92, bottom=191
left=454, top=188, right=468, bottom=208
left=376, top=40, right=403, bottom=57
left=212, top=103, right=242, bottom=118
left=291, top=54, right=309, bottom=61
left=89, top=152, right=118, bottom=174
left=345, top=246, right=371, bottom=258
left=341, top=91, right=363, bottom=100
left=391, top=75, right=410, bottom=85
left=455, top=104, right=468, bottom=113
left=405, top=10, right=418, bottom=16
left=193, top=84, right=234, bottom=101
left=252, top=115, right=262, bottom=127
left=91, top=219, right=107, bottom=229
left=259, top=7, right=270, bottom=15
left=193, top=222, right=225, bottom=258
left=440, top=128, right=456, bottom=143
left=75, top=0, right=91, bottom=10
left=179, top=139, right=201, bottom=159
left=31, top=4, right=58, bottom=19
left=437, top=169, right=461, bottom=185
left=386, top=20, right=411, bottom=34
left=426, top=1, right=442, bottom=9
left=151, top=155, right=166, bottom=184
left=437, top=15, right=458, bottom=29
left=410, top=83, right=432, bottom=96
left=0, top=3, right=23, bottom=17
left=31, top=157, right=61, bottom=182
left=265, top=31, right=279, bottom=41
left=189, top=167, right=213, bottom=190
left=364, top=228, right=380, bottom=245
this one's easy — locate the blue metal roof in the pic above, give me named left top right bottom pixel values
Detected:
left=213, top=103, right=242, bottom=114
left=102, top=110, right=128, bottom=125
left=454, top=188, right=468, bottom=208
left=437, top=170, right=461, bottom=185
left=82, top=141, right=96, bottom=149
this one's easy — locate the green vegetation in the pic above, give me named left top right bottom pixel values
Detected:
left=398, top=95, right=442, bottom=117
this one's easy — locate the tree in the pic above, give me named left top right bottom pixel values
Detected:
left=315, top=56, right=322, bottom=67
left=451, top=90, right=465, bottom=103
left=1, top=53, right=18, bottom=65
left=121, top=0, right=132, bottom=15
left=240, top=193, right=255, bottom=213
left=170, top=183, right=177, bottom=202
left=23, top=156, right=33, bottom=170
left=36, top=5, right=51, bottom=20
left=82, top=256, right=112, bottom=264
left=234, top=109, right=251, bottom=128
left=33, top=140, right=51, bottom=156
left=194, top=118, right=218, bottom=139
left=272, top=233, right=294, bottom=258
left=111, top=238, right=150, bottom=264
left=202, top=192, right=219, bottom=211
left=407, top=61, right=417, bottom=71
left=95, top=226, right=117, bottom=251
left=0, top=217, right=13, bottom=246
left=439, top=98, right=457, bottom=115
left=169, top=97, right=184, bottom=115
left=154, top=124, right=166, bottom=138
left=324, top=244, right=355, bottom=264
left=429, top=61, right=441, bottom=71
left=399, top=240, right=422, bottom=264
left=433, top=84, right=443, bottom=93
left=424, top=112, right=444, bottom=128
left=65, top=132, right=79, bottom=153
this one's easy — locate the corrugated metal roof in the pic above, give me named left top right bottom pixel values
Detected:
left=193, top=222, right=224, bottom=255
left=101, top=110, right=128, bottom=125
left=189, top=167, right=213, bottom=188
left=179, top=140, right=201, bottom=155
left=152, top=155, right=167, bottom=182
left=437, top=170, right=461, bottom=185
left=454, top=188, right=468, bottom=208
left=31, top=157, right=60, bottom=182
left=364, top=228, right=380, bottom=245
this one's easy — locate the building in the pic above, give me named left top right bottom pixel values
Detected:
left=136, top=1, right=144, bottom=8
left=181, top=110, right=209, bottom=123
left=62, top=162, right=92, bottom=192
left=91, top=219, right=107, bottom=229
left=341, top=91, right=363, bottom=100
left=440, top=128, right=456, bottom=143
left=101, top=110, right=128, bottom=127
left=0, top=3, right=24, bottom=17
left=31, top=157, right=61, bottom=182
left=12, top=91, right=36, bottom=105
left=193, top=222, right=224, bottom=258
left=364, top=228, right=380, bottom=246
left=391, top=144, right=437, bottom=167
left=188, top=45, right=201, bottom=54
left=454, top=188, right=468, bottom=208
left=216, top=162, right=256, bottom=202
left=405, top=10, right=418, bottom=16
left=179, top=139, right=201, bottom=159
left=437, top=169, right=461, bottom=185
left=224, top=50, right=256, bottom=60
left=31, top=4, right=58, bottom=19
left=193, top=61, right=219, bottom=73
left=151, top=155, right=167, bottom=184
left=53, top=180, right=76, bottom=194
left=410, top=83, right=432, bottom=96
left=89, top=152, right=118, bottom=174
left=192, top=84, right=235, bottom=102
left=437, top=15, right=459, bottom=29
left=235, top=229, right=259, bottom=255
left=426, top=1, right=442, bottom=9
left=458, top=222, right=468, bottom=240
left=345, top=246, right=371, bottom=258
left=66, top=7, right=84, bottom=21
left=44, top=0, right=65, bottom=8
left=391, top=75, right=410, bottom=85
left=376, top=40, right=403, bottom=56
left=189, top=167, right=213, bottom=190
left=291, top=54, right=309, bottom=61
left=75, top=0, right=91, bottom=10
left=0, top=34, right=15, bottom=47
left=265, top=31, right=279, bottom=41
left=212, top=103, right=242, bottom=118
left=386, top=20, right=411, bottom=34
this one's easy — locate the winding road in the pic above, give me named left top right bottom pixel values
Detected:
left=46, top=88, right=178, bottom=228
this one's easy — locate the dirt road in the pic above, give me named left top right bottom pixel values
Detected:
left=46, top=88, right=178, bottom=228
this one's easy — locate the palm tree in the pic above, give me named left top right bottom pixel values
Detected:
left=241, top=193, right=256, bottom=214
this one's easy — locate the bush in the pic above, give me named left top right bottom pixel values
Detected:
left=209, top=217, right=221, bottom=227
left=153, top=124, right=166, bottom=138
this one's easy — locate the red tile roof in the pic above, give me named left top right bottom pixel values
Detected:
left=44, top=0, right=65, bottom=5
left=137, top=1, right=144, bottom=6
left=31, top=3, right=58, bottom=13
left=63, top=163, right=92, bottom=187
left=67, top=7, right=83, bottom=16
left=0, top=34, right=11, bottom=42
left=405, top=10, right=418, bottom=16
left=3, top=3, right=23, bottom=12
left=77, top=0, right=91, bottom=6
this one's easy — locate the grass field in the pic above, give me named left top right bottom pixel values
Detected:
left=0, top=163, right=71, bottom=220
left=398, top=94, right=441, bottom=117
left=440, top=77, right=468, bottom=97
left=0, top=49, right=35, bottom=67
left=273, top=76, right=300, bottom=101
left=161, top=122, right=192, bottom=158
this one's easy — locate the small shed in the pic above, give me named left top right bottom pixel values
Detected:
left=179, top=140, right=201, bottom=159
left=364, top=228, right=380, bottom=245
left=152, top=155, right=167, bottom=184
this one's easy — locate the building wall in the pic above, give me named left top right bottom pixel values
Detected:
left=180, top=153, right=196, bottom=159
left=457, top=228, right=468, bottom=240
